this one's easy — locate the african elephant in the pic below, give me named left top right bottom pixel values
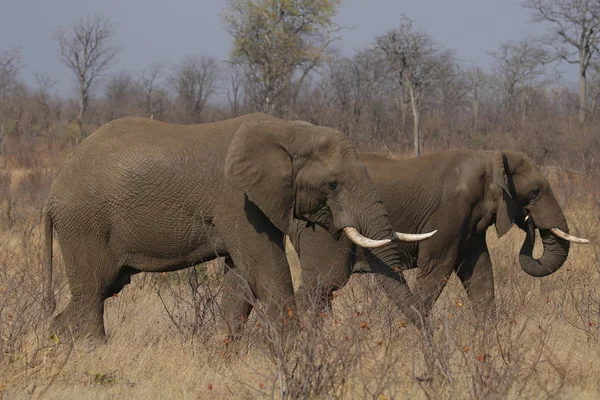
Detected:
left=43, top=113, right=434, bottom=342
left=288, top=149, right=589, bottom=321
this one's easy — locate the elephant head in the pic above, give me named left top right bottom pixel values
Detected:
left=225, top=120, right=434, bottom=251
left=488, top=150, right=588, bottom=277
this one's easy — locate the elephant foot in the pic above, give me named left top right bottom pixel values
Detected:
left=50, top=306, right=107, bottom=346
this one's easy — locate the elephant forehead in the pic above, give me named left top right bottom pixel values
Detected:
left=300, top=129, right=356, bottom=155
left=298, top=159, right=341, bottom=181
left=298, top=155, right=361, bottom=181
left=513, top=170, right=548, bottom=191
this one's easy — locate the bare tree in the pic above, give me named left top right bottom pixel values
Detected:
left=0, top=47, right=23, bottom=142
left=428, top=61, right=468, bottom=145
left=33, top=72, right=57, bottom=130
left=585, top=60, right=600, bottom=118
left=331, top=51, right=390, bottom=142
left=294, top=67, right=338, bottom=126
left=137, top=61, right=168, bottom=120
left=171, top=55, right=218, bottom=124
left=0, top=47, right=22, bottom=101
left=524, top=0, right=600, bottom=123
left=375, top=17, right=454, bottom=156
left=105, top=71, right=134, bottom=121
left=223, top=62, right=245, bottom=117
left=465, top=66, right=488, bottom=132
left=54, top=12, right=119, bottom=138
left=491, top=37, right=552, bottom=121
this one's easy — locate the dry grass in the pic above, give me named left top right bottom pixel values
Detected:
left=1, top=146, right=599, bottom=399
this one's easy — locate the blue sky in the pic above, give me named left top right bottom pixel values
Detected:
left=1, top=0, right=568, bottom=96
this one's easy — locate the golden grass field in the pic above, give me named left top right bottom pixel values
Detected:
left=1, top=149, right=599, bottom=399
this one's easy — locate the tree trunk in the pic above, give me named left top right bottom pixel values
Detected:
left=579, top=62, right=587, bottom=124
left=77, top=89, right=88, bottom=141
left=408, top=83, right=421, bottom=156
left=77, top=102, right=84, bottom=140
left=472, top=89, right=479, bottom=134
left=401, top=87, right=409, bottom=144
left=0, top=121, right=4, bottom=155
left=264, top=93, right=274, bottom=114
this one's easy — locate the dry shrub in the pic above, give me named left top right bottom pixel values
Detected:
left=148, top=262, right=223, bottom=345
left=0, top=138, right=599, bottom=399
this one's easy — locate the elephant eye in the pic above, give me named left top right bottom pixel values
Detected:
left=327, top=180, right=338, bottom=191
left=527, top=188, right=540, bottom=201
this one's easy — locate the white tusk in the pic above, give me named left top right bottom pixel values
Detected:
left=393, top=230, right=437, bottom=242
left=549, top=228, right=590, bottom=244
left=343, top=227, right=391, bottom=248
left=524, top=215, right=530, bottom=222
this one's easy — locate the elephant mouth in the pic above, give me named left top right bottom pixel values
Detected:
left=297, top=204, right=335, bottom=233
left=519, top=210, right=589, bottom=244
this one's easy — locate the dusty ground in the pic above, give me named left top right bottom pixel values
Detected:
left=1, top=156, right=599, bottom=399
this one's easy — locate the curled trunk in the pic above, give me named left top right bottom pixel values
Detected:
left=519, top=220, right=570, bottom=277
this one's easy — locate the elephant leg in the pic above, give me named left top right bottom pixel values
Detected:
left=415, top=265, right=452, bottom=317
left=455, top=238, right=495, bottom=321
left=216, top=204, right=295, bottom=339
left=51, top=243, right=122, bottom=342
left=294, top=258, right=348, bottom=316
left=221, top=256, right=254, bottom=341
left=252, top=258, right=296, bottom=328
left=414, top=257, right=455, bottom=318
left=406, top=257, right=456, bottom=381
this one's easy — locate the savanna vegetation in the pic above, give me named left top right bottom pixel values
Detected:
left=1, top=0, right=599, bottom=398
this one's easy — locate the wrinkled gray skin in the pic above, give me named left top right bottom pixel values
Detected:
left=289, top=149, right=580, bottom=321
left=44, top=113, right=423, bottom=342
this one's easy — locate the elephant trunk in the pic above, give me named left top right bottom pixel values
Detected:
left=350, top=191, right=432, bottom=332
left=519, top=220, right=570, bottom=277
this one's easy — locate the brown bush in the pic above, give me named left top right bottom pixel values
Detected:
left=0, top=101, right=598, bottom=398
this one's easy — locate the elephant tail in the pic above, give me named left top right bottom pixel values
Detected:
left=44, top=209, right=56, bottom=316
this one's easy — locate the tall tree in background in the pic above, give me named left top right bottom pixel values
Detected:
left=0, top=47, right=22, bottom=102
left=0, top=47, right=24, bottom=142
left=331, top=51, right=389, bottom=141
left=105, top=71, right=134, bottom=121
left=491, top=38, right=551, bottom=122
left=223, top=0, right=341, bottom=115
left=54, top=12, right=119, bottom=139
left=375, top=17, right=454, bottom=156
left=465, top=66, right=490, bottom=132
left=171, top=55, right=218, bottom=124
left=587, top=62, right=600, bottom=116
left=136, top=61, right=168, bottom=120
left=33, top=72, right=57, bottom=130
left=524, top=0, right=600, bottom=124
left=224, top=62, right=245, bottom=117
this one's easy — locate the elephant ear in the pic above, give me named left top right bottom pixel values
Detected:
left=489, top=151, right=517, bottom=238
left=225, top=121, right=295, bottom=233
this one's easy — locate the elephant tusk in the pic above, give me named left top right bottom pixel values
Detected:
left=393, top=230, right=437, bottom=242
left=549, top=228, right=590, bottom=244
left=343, top=227, right=392, bottom=248
left=524, top=215, right=530, bottom=222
